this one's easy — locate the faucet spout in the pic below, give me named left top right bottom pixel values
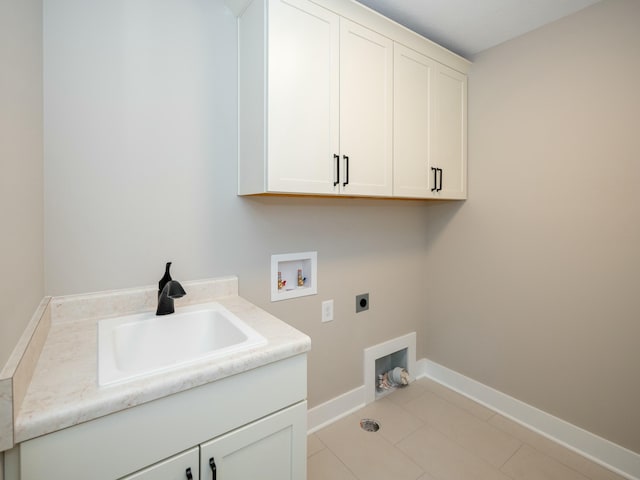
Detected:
left=156, top=262, right=186, bottom=315
left=156, top=280, right=186, bottom=315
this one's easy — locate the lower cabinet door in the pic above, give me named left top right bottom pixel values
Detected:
left=121, top=447, right=200, bottom=480
left=200, top=401, right=307, bottom=480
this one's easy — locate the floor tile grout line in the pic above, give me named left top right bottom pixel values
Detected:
left=330, top=447, right=360, bottom=480
left=407, top=420, right=520, bottom=478
left=419, top=378, right=499, bottom=422
left=306, top=446, right=326, bottom=460
left=383, top=395, right=429, bottom=446
left=498, top=441, right=525, bottom=471
left=362, top=415, right=426, bottom=477
left=307, top=433, right=328, bottom=459
left=414, top=382, right=496, bottom=422
left=322, top=410, right=426, bottom=480
left=307, top=442, right=361, bottom=480
left=487, top=417, right=625, bottom=480
left=524, top=441, right=603, bottom=480
left=401, top=389, right=526, bottom=471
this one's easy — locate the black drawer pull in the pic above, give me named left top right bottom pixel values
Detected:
left=343, top=155, right=349, bottom=187
left=209, top=457, right=217, bottom=480
left=186, top=467, right=193, bottom=480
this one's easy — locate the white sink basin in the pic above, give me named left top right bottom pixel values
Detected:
left=98, top=302, right=267, bottom=386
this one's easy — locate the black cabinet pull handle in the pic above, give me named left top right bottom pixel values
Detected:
left=333, top=154, right=340, bottom=186
left=186, top=467, right=193, bottom=480
left=431, top=167, right=437, bottom=192
left=343, top=155, right=349, bottom=187
left=209, top=457, right=217, bottom=480
left=437, top=168, right=443, bottom=192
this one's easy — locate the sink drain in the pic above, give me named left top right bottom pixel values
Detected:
left=360, top=418, right=380, bottom=432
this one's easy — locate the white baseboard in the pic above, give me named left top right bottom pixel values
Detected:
left=417, top=359, right=640, bottom=480
left=307, top=385, right=366, bottom=434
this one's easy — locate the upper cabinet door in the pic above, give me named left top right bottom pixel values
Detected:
left=393, top=43, right=467, bottom=199
left=433, top=63, right=467, bottom=199
left=267, top=0, right=340, bottom=194
left=339, top=18, right=393, bottom=197
left=393, top=43, right=436, bottom=198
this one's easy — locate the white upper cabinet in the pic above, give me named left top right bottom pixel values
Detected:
left=393, top=43, right=468, bottom=199
left=338, top=18, right=393, bottom=196
left=265, top=0, right=339, bottom=195
left=234, top=0, right=469, bottom=199
left=432, top=63, right=467, bottom=199
left=239, top=0, right=392, bottom=196
left=393, top=43, right=436, bottom=198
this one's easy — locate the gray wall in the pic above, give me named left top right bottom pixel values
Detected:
left=425, top=0, right=640, bottom=454
left=0, top=0, right=44, bottom=367
left=42, top=0, right=430, bottom=407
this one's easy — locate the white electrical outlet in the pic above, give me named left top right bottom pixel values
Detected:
left=321, top=300, right=334, bottom=322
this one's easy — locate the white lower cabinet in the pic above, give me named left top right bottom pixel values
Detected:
left=122, top=402, right=306, bottom=480
left=16, top=355, right=308, bottom=480
left=200, top=402, right=307, bottom=480
left=122, top=447, right=200, bottom=480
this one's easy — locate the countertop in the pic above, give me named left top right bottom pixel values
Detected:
left=13, top=278, right=311, bottom=444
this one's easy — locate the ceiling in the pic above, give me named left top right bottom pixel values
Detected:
left=354, top=0, right=601, bottom=59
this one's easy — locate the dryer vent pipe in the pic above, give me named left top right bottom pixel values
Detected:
left=377, top=367, right=409, bottom=391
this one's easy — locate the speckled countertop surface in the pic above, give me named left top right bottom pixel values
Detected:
left=14, top=278, right=310, bottom=443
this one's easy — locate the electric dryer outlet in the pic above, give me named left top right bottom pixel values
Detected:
left=356, top=293, right=369, bottom=313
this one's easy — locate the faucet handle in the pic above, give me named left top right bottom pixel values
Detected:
left=158, top=261, right=173, bottom=296
left=164, top=280, right=186, bottom=299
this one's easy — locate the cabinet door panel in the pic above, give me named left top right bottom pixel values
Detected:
left=268, top=0, right=339, bottom=194
left=339, top=19, right=393, bottom=196
left=393, top=43, right=435, bottom=198
left=433, top=64, right=467, bottom=198
left=200, top=402, right=306, bottom=480
left=121, top=447, right=199, bottom=480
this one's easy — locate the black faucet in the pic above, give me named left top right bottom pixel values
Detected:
left=156, top=262, right=186, bottom=315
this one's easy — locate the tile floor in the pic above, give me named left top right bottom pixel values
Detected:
left=307, top=378, right=626, bottom=480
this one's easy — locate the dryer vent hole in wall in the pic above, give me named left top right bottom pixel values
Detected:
left=375, top=348, right=410, bottom=398
left=365, top=333, right=416, bottom=403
